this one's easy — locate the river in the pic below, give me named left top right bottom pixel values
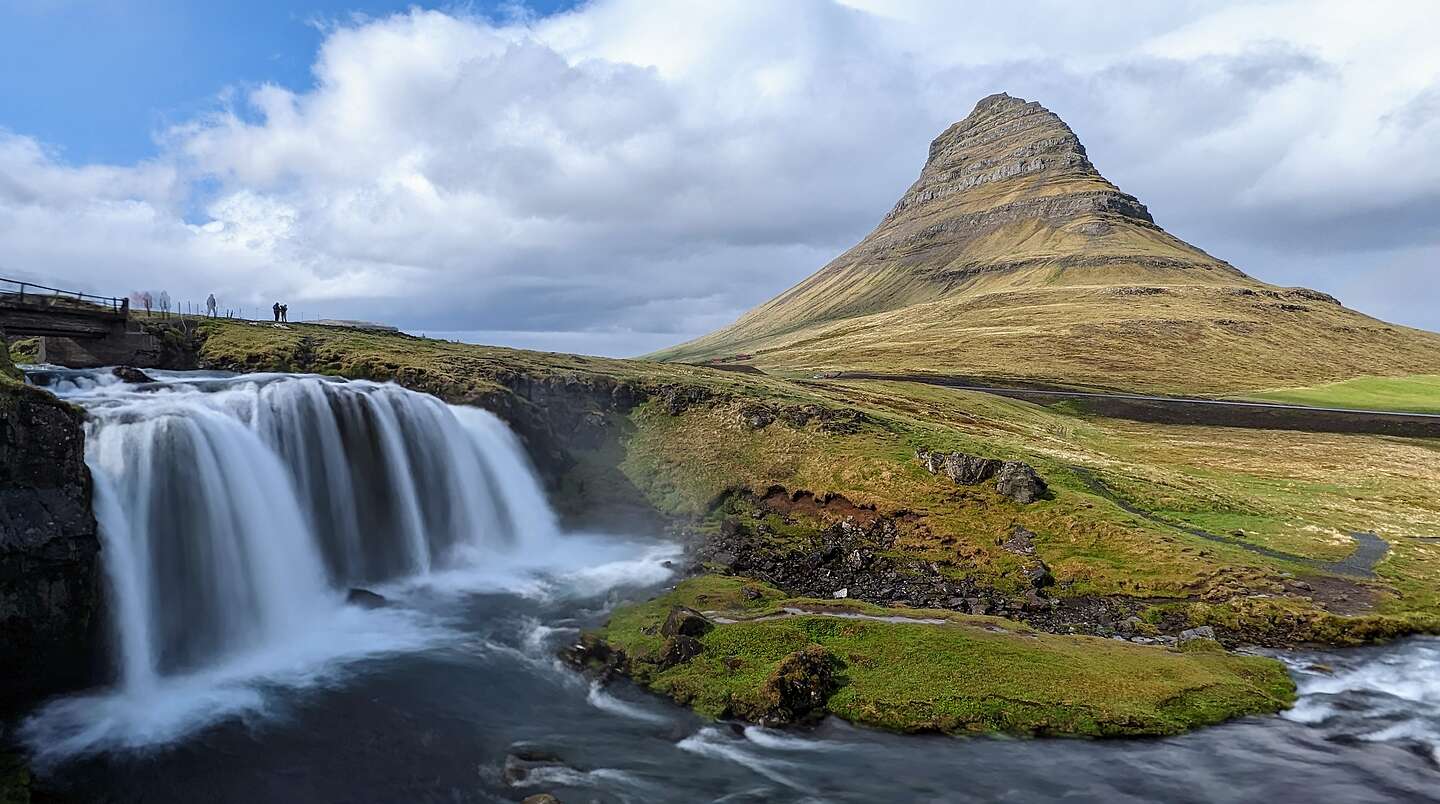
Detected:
left=14, top=369, right=1440, bottom=803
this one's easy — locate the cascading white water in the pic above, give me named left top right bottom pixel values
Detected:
left=42, top=369, right=561, bottom=706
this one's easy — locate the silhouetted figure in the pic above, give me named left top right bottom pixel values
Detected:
left=272, top=302, right=280, bottom=323
left=206, top=293, right=217, bottom=318
left=280, top=304, right=289, bottom=322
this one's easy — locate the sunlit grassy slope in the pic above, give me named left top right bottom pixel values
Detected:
left=652, top=94, right=1440, bottom=394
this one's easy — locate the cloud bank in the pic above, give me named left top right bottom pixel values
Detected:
left=2, top=0, right=1437, bottom=355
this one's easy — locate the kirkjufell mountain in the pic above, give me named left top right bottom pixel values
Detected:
left=654, top=93, right=1440, bottom=393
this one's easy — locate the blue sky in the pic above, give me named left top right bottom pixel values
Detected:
left=0, top=0, right=577, bottom=164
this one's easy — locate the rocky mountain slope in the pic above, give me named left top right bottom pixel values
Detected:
left=653, top=93, right=1440, bottom=394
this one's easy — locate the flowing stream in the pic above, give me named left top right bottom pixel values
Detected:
left=14, top=369, right=1440, bottom=803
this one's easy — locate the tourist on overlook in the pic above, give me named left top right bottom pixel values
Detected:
left=272, top=301, right=280, bottom=322
left=280, top=304, right=289, bottom=322
left=206, top=293, right=217, bottom=318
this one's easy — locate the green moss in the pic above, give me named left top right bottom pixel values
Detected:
left=6, top=338, right=39, bottom=368
left=599, top=577, right=1296, bottom=737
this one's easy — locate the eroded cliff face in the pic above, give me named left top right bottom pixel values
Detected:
left=0, top=381, right=102, bottom=713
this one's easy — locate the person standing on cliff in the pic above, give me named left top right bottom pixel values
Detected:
left=280, top=303, right=289, bottom=322
left=272, top=302, right=280, bottom=322
left=206, top=293, right=217, bottom=318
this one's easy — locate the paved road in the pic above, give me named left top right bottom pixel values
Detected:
left=816, top=372, right=1440, bottom=437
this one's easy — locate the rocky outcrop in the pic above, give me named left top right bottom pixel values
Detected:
left=915, top=448, right=1047, bottom=503
left=751, top=645, right=839, bottom=725
left=0, top=382, right=102, bottom=712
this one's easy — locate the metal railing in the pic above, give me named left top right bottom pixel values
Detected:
left=0, top=276, right=129, bottom=314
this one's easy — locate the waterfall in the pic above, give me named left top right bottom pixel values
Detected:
left=56, top=371, right=559, bottom=691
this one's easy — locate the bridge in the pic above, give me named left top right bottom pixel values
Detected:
left=0, top=277, right=159, bottom=367
left=0, top=277, right=129, bottom=337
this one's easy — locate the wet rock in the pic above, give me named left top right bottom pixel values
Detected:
left=995, top=462, right=1047, bottom=504
left=504, top=750, right=568, bottom=786
left=562, top=633, right=625, bottom=681
left=345, top=587, right=388, bottom=608
left=964, top=597, right=990, bottom=616
left=661, top=607, right=714, bottom=639
left=833, top=588, right=849, bottom=599
left=523, top=796, right=562, bottom=804
left=111, top=365, right=155, bottom=384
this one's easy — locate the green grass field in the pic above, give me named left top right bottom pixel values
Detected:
left=1244, top=375, right=1440, bottom=414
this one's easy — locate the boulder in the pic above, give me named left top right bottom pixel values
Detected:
left=995, top=462, right=1047, bottom=504
left=755, top=645, right=839, bottom=724
left=111, top=365, right=156, bottom=384
left=660, top=606, right=714, bottom=639
left=345, top=588, right=388, bottom=609
left=522, top=796, right=562, bottom=804
left=915, top=448, right=1047, bottom=503
left=1022, top=560, right=1055, bottom=589
left=562, top=633, right=625, bottom=681
left=1177, top=626, right=1218, bottom=647
left=659, top=634, right=705, bottom=667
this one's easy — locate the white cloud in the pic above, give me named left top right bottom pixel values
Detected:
left=1, top=0, right=1438, bottom=354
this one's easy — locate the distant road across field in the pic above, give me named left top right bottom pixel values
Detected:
left=813, top=372, right=1440, bottom=438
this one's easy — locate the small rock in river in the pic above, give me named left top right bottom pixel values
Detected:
left=345, top=588, right=388, bottom=608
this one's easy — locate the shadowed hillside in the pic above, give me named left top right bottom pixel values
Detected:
left=653, top=93, right=1440, bottom=394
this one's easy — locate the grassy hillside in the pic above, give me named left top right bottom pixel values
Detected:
left=652, top=94, right=1440, bottom=394
left=194, top=320, right=1440, bottom=624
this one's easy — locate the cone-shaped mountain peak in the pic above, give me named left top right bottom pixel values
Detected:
left=884, top=92, right=1152, bottom=229
left=653, top=93, right=1440, bottom=394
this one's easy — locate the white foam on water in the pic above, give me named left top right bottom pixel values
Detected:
left=22, top=604, right=453, bottom=765
left=742, top=726, right=842, bottom=752
left=1282, top=636, right=1440, bottom=760
left=678, top=728, right=809, bottom=791
left=587, top=683, right=673, bottom=725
